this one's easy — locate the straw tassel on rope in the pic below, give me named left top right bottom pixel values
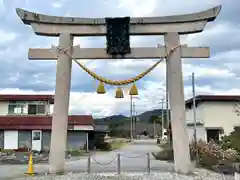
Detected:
left=97, top=82, right=106, bottom=94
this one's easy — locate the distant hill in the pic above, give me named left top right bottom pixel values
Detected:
left=94, top=109, right=169, bottom=125
left=138, top=109, right=168, bottom=123
left=95, top=115, right=129, bottom=125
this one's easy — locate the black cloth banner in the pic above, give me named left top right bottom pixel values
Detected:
left=105, top=17, right=131, bottom=56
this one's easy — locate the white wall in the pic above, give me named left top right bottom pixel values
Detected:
left=186, top=104, right=204, bottom=124
left=187, top=125, right=206, bottom=142
left=0, top=102, right=9, bottom=115
left=73, top=125, right=94, bottom=131
left=201, top=101, right=240, bottom=135
left=186, top=101, right=240, bottom=137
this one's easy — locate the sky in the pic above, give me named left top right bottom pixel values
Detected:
left=0, top=0, right=239, bottom=118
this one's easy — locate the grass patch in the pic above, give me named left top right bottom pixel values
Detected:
left=110, top=141, right=126, bottom=150
left=66, top=149, right=85, bottom=157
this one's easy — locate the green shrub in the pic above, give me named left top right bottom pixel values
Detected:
left=154, top=139, right=240, bottom=169
left=94, top=134, right=112, bottom=151
left=108, top=130, right=130, bottom=138
left=13, top=147, right=29, bottom=152
left=66, top=149, right=85, bottom=156
left=220, top=126, right=240, bottom=153
left=96, top=141, right=112, bottom=151
left=190, top=139, right=240, bottom=167
left=152, top=148, right=173, bottom=161
left=0, top=149, right=14, bottom=155
left=110, top=141, right=125, bottom=150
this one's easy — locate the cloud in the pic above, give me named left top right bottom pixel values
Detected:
left=0, top=0, right=239, bottom=117
left=52, top=2, right=63, bottom=8
left=0, top=30, right=16, bottom=43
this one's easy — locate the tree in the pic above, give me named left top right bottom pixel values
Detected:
left=149, top=115, right=162, bottom=124
left=233, top=103, right=240, bottom=116
left=148, top=115, right=163, bottom=137
left=221, top=126, right=240, bottom=153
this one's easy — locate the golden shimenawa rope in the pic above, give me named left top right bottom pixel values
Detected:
left=73, top=58, right=164, bottom=85
left=54, top=45, right=178, bottom=86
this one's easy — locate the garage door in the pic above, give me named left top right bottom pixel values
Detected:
left=4, top=131, right=18, bottom=149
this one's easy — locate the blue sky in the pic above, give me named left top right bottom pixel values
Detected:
left=0, top=0, right=239, bottom=117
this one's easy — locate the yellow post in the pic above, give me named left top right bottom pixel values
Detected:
left=25, top=151, right=35, bottom=175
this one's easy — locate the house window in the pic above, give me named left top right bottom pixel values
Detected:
left=37, top=105, right=46, bottom=114
left=32, top=131, right=41, bottom=141
left=8, top=101, right=26, bottom=115
left=28, top=104, right=46, bottom=115
left=8, top=101, right=47, bottom=115
left=28, top=104, right=37, bottom=115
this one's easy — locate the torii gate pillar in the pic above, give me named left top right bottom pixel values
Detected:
left=49, top=33, right=73, bottom=173
left=165, top=32, right=192, bottom=173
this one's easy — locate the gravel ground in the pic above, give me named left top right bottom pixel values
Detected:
left=0, top=139, right=236, bottom=180
left=13, top=170, right=234, bottom=180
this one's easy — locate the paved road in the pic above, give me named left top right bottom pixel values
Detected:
left=0, top=139, right=173, bottom=179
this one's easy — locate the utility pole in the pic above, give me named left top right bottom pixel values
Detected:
left=191, top=72, right=198, bottom=162
left=130, top=95, right=133, bottom=141
left=135, top=111, right=138, bottom=138
left=133, top=101, right=136, bottom=139
left=161, top=99, right=165, bottom=138
left=153, top=118, right=156, bottom=139
left=166, top=66, right=170, bottom=142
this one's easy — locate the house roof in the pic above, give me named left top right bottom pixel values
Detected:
left=0, top=115, right=94, bottom=130
left=0, top=95, right=54, bottom=104
left=185, top=95, right=240, bottom=108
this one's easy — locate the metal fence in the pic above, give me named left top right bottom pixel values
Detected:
left=87, top=153, right=151, bottom=174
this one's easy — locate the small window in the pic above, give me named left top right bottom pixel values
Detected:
left=33, top=131, right=41, bottom=141
left=28, top=105, right=37, bottom=115
left=8, top=104, right=25, bottom=115
left=37, top=105, right=46, bottom=114
left=8, top=104, right=17, bottom=114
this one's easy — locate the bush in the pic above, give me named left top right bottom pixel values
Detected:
left=220, top=126, right=240, bottom=153
left=152, top=148, right=173, bottom=161
left=66, top=149, right=85, bottom=157
left=191, top=140, right=240, bottom=168
left=94, top=133, right=112, bottom=151
left=0, top=149, right=15, bottom=155
left=95, top=141, right=112, bottom=151
left=108, top=130, right=130, bottom=138
left=153, top=141, right=174, bottom=161
left=154, top=139, right=240, bottom=169
left=110, top=141, right=125, bottom=150
left=13, top=147, right=29, bottom=152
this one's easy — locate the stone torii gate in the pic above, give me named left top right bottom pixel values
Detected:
left=16, top=5, right=221, bottom=174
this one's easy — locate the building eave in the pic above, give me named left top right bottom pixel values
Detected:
left=0, top=115, right=94, bottom=130
left=0, top=94, right=55, bottom=104
left=185, top=95, right=240, bottom=109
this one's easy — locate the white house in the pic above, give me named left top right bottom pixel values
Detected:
left=0, top=94, right=95, bottom=151
left=185, top=95, right=240, bottom=142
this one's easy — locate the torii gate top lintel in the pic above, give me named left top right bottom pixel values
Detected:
left=16, top=5, right=221, bottom=25
left=16, top=5, right=221, bottom=36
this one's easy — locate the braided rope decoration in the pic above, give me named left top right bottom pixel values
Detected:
left=73, top=58, right=164, bottom=85
left=53, top=45, right=179, bottom=86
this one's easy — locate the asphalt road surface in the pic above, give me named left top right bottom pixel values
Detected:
left=0, top=139, right=173, bottom=179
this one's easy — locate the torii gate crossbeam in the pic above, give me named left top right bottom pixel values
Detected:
left=16, top=5, right=221, bottom=174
